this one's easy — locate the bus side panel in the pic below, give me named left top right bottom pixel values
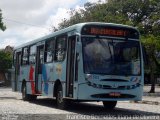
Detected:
left=20, top=65, right=36, bottom=95
left=73, top=50, right=84, bottom=99
left=41, top=61, right=67, bottom=97
left=11, top=68, right=16, bottom=91
left=41, top=63, right=57, bottom=96
left=17, top=66, right=23, bottom=92
left=53, top=61, right=67, bottom=98
left=41, top=64, right=51, bottom=96
left=26, top=82, right=33, bottom=94
left=18, top=81, right=22, bottom=92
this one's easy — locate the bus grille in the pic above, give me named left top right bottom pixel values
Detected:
left=87, top=82, right=140, bottom=90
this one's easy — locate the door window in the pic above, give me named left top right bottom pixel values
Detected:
left=29, top=45, right=36, bottom=64
left=22, top=47, right=29, bottom=65
left=55, top=35, right=67, bottom=61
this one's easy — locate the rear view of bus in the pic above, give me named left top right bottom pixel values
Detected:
left=77, top=23, right=143, bottom=109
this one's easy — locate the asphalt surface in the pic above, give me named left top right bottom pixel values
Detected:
left=0, top=87, right=160, bottom=120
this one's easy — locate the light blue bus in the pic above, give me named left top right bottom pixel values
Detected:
left=12, top=22, right=143, bottom=109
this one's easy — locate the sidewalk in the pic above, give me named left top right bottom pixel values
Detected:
left=135, top=85, right=160, bottom=105
left=143, top=85, right=160, bottom=96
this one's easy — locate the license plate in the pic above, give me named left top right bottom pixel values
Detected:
left=109, top=92, right=121, bottom=97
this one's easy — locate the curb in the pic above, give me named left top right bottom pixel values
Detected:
left=130, top=100, right=160, bottom=105
left=143, top=92, right=160, bottom=97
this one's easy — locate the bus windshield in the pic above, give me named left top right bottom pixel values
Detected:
left=82, top=37, right=141, bottom=75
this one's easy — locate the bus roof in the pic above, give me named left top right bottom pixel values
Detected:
left=14, top=22, right=139, bottom=50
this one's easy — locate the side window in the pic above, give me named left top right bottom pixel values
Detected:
left=40, top=48, right=44, bottom=64
left=55, top=35, right=67, bottom=61
left=22, top=47, right=29, bottom=65
left=29, top=45, right=36, bottom=64
left=45, top=39, right=55, bottom=63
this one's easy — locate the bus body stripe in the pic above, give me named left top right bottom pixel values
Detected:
left=29, top=65, right=35, bottom=94
left=42, top=64, right=48, bottom=94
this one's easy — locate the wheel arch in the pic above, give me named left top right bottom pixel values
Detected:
left=21, top=79, right=26, bottom=92
left=53, top=79, right=62, bottom=97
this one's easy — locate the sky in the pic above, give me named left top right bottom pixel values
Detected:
left=0, top=0, right=105, bottom=49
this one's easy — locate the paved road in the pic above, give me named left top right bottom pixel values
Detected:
left=0, top=87, right=160, bottom=120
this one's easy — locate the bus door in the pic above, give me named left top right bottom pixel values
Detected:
left=35, top=45, right=44, bottom=93
left=14, top=52, right=21, bottom=91
left=66, top=36, right=76, bottom=97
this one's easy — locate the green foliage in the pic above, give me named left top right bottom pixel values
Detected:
left=56, top=0, right=160, bottom=37
left=141, top=35, right=160, bottom=51
left=0, top=51, right=12, bottom=72
left=141, top=35, right=160, bottom=70
left=0, top=9, right=6, bottom=31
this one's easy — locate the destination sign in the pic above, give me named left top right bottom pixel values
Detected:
left=81, top=25, right=139, bottom=39
left=90, top=28, right=127, bottom=36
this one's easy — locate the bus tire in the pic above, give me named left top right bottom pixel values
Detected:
left=103, top=101, right=117, bottom=110
left=22, top=84, right=37, bottom=101
left=29, top=95, right=37, bottom=101
left=56, top=85, right=69, bottom=109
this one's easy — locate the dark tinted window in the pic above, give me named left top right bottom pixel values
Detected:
left=82, top=37, right=141, bottom=75
left=54, top=35, right=67, bottom=61
left=22, top=47, right=29, bottom=65
left=29, top=45, right=36, bottom=64
left=45, top=38, right=55, bottom=62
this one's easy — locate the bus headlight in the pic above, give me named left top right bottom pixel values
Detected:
left=85, top=74, right=92, bottom=81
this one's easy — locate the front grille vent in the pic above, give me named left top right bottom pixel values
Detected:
left=100, top=79, right=128, bottom=82
left=87, top=82, right=140, bottom=90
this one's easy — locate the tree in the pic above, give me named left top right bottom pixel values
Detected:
left=0, top=9, right=6, bottom=31
left=0, top=51, right=12, bottom=85
left=141, top=35, right=160, bottom=93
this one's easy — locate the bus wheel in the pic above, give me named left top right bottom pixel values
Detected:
left=29, top=95, right=37, bottom=101
left=22, top=84, right=37, bottom=101
left=103, top=101, right=117, bottom=110
left=56, top=85, right=68, bottom=109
